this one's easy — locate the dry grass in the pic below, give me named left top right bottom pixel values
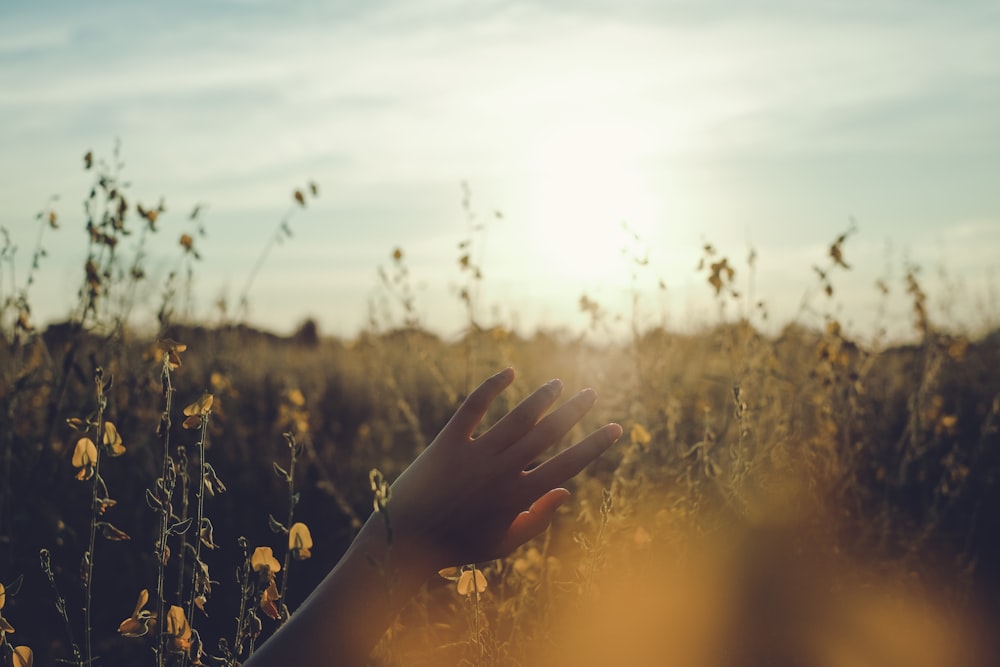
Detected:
left=0, top=150, right=998, bottom=666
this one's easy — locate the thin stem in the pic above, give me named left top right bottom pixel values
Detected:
left=40, top=548, right=84, bottom=665
left=154, top=355, right=175, bottom=667
left=175, top=445, right=190, bottom=603
left=583, top=489, right=613, bottom=597
left=187, top=413, right=211, bottom=623
left=278, top=434, right=298, bottom=617
left=84, top=369, right=108, bottom=667
left=472, top=564, right=483, bottom=661
left=231, top=538, right=252, bottom=667
left=236, top=209, right=295, bottom=320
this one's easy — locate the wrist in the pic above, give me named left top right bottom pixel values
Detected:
left=349, top=513, right=441, bottom=591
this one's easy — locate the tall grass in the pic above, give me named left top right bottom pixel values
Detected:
left=0, top=148, right=997, bottom=666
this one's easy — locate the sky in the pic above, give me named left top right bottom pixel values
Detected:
left=1, top=0, right=998, bottom=341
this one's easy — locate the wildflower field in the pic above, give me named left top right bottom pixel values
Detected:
left=1, top=152, right=998, bottom=666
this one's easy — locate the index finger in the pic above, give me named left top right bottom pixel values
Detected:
left=441, top=367, right=516, bottom=440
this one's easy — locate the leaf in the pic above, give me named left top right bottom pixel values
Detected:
left=204, top=463, right=227, bottom=496
left=97, top=522, right=131, bottom=541
left=168, top=518, right=194, bottom=536
left=66, top=417, right=88, bottom=432
left=146, top=488, right=165, bottom=512
left=267, top=514, right=288, bottom=534
left=200, top=518, right=218, bottom=549
left=4, top=573, right=24, bottom=598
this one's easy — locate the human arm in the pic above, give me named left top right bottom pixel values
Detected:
left=244, top=367, right=621, bottom=666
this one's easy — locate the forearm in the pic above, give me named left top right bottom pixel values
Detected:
left=243, top=369, right=619, bottom=666
left=244, top=515, right=436, bottom=667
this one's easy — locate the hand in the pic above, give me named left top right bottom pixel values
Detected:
left=385, top=367, right=622, bottom=571
left=244, top=368, right=620, bottom=667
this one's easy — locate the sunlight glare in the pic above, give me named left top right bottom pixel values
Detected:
left=527, top=119, right=660, bottom=288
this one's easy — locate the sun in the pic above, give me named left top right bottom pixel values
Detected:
left=526, top=119, right=660, bottom=288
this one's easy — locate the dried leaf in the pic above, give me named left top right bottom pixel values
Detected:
left=98, top=522, right=131, bottom=541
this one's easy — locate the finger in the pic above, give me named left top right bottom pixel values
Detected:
left=500, top=388, right=597, bottom=468
left=480, top=378, right=564, bottom=450
left=523, top=423, right=622, bottom=495
left=497, top=488, right=570, bottom=554
left=442, top=368, right=515, bottom=440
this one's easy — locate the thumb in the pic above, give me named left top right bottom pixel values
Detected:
left=497, top=488, right=570, bottom=555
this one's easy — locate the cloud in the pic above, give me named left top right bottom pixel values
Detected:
left=2, top=0, right=998, bottom=335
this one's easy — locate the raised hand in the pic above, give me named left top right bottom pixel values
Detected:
left=246, top=368, right=620, bottom=667
left=387, top=367, right=623, bottom=570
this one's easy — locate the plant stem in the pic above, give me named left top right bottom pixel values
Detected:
left=187, top=413, right=210, bottom=623
left=154, top=354, right=175, bottom=667
left=231, top=538, right=251, bottom=667
left=278, top=433, right=298, bottom=617
left=84, top=369, right=108, bottom=667
left=40, top=548, right=84, bottom=665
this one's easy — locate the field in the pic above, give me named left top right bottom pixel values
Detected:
left=1, top=155, right=999, bottom=666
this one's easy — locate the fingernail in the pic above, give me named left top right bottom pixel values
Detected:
left=607, top=423, right=623, bottom=443
left=546, top=378, right=563, bottom=394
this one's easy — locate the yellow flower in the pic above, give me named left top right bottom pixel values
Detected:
left=0, top=582, right=6, bottom=610
left=72, top=437, right=98, bottom=480
left=166, top=606, right=192, bottom=654
left=250, top=547, right=281, bottom=576
left=285, top=388, right=305, bottom=407
left=182, top=393, right=214, bottom=429
left=260, top=579, right=281, bottom=621
left=288, top=523, right=313, bottom=560
left=103, top=421, right=125, bottom=457
left=11, top=646, right=33, bottom=667
left=457, top=568, right=487, bottom=596
left=630, top=423, right=652, bottom=447
left=118, top=589, right=156, bottom=638
left=440, top=565, right=488, bottom=596
left=155, top=339, right=187, bottom=369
